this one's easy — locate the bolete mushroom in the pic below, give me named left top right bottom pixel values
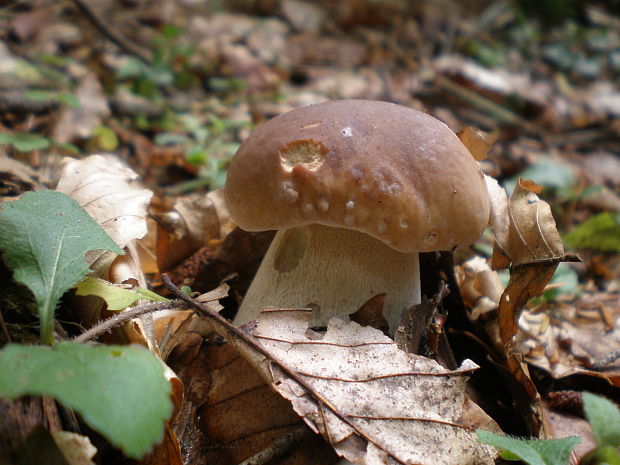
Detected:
left=224, top=99, right=489, bottom=333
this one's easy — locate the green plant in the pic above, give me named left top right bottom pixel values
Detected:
left=564, top=213, right=620, bottom=253
left=155, top=113, right=247, bottom=190
left=116, top=25, right=198, bottom=100
left=478, top=392, right=620, bottom=465
left=0, top=132, right=78, bottom=154
left=0, top=191, right=172, bottom=458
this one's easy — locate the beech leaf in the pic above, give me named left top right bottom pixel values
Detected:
left=56, top=154, right=152, bottom=275
left=490, top=179, right=565, bottom=345
left=0, top=190, right=122, bottom=344
left=235, top=310, right=497, bottom=465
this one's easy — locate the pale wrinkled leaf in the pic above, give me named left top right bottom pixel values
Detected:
left=235, top=310, right=497, bottom=465
left=484, top=174, right=511, bottom=270
left=56, top=154, right=152, bottom=275
left=52, top=431, right=97, bottom=465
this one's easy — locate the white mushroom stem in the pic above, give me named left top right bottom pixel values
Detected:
left=234, top=223, right=420, bottom=334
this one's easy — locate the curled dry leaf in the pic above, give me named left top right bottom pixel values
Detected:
left=457, top=127, right=498, bottom=161
left=487, top=178, right=565, bottom=346
left=56, top=154, right=153, bottom=276
left=235, top=310, right=497, bottom=465
left=156, top=189, right=234, bottom=272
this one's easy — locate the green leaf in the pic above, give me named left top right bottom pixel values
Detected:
left=75, top=277, right=168, bottom=311
left=0, top=191, right=123, bottom=344
left=0, top=132, right=50, bottom=152
left=91, top=126, right=119, bottom=151
left=583, top=392, right=620, bottom=448
left=0, top=342, right=172, bottom=458
left=564, top=213, right=620, bottom=252
left=24, top=90, right=80, bottom=108
left=477, top=430, right=580, bottom=465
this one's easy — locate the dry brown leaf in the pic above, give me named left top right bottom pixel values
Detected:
left=156, top=189, right=233, bottom=272
left=235, top=310, right=497, bottom=465
left=0, top=155, right=47, bottom=197
left=163, top=314, right=335, bottom=465
left=499, top=264, right=559, bottom=345
left=457, top=127, right=498, bottom=161
left=490, top=178, right=565, bottom=345
left=52, top=73, right=110, bottom=143
left=56, top=154, right=152, bottom=276
left=500, top=179, right=564, bottom=267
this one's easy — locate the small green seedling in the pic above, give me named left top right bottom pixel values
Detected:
left=0, top=190, right=172, bottom=458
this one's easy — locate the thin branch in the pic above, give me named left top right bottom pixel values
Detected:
left=69, top=0, right=152, bottom=64
left=0, top=308, right=10, bottom=343
left=74, top=299, right=189, bottom=343
left=591, top=348, right=620, bottom=371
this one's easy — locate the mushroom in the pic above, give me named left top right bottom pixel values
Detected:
left=224, top=99, right=489, bottom=333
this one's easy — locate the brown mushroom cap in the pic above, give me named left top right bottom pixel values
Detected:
left=224, top=99, right=490, bottom=253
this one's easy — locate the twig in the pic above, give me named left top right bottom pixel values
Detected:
left=0, top=308, right=10, bottom=343
left=69, top=0, right=152, bottom=64
left=73, top=300, right=188, bottom=343
left=591, top=348, right=620, bottom=371
left=436, top=75, right=540, bottom=134
left=161, top=274, right=472, bottom=465
left=237, top=425, right=310, bottom=465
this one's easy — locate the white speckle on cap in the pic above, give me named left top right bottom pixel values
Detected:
left=302, top=202, right=314, bottom=213
left=399, top=215, right=410, bottom=229
left=344, top=215, right=355, bottom=226
left=341, top=127, right=353, bottom=137
left=281, top=180, right=298, bottom=202
left=345, top=200, right=355, bottom=210
left=317, top=198, right=329, bottom=212
left=424, top=230, right=438, bottom=246
left=387, top=182, right=403, bottom=194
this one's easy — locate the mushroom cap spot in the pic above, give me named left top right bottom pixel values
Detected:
left=224, top=99, right=490, bottom=252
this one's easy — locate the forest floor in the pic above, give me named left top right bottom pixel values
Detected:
left=0, top=1, right=619, bottom=464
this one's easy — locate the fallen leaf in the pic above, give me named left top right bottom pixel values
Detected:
left=52, top=73, right=110, bottom=143
left=499, top=264, right=558, bottom=346
left=483, top=175, right=511, bottom=270
left=457, top=127, right=498, bottom=161
left=56, top=154, right=152, bottom=276
left=155, top=189, right=233, bottom=272
left=162, top=314, right=335, bottom=465
left=492, top=178, right=565, bottom=345
left=515, top=293, right=620, bottom=386
left=51, top=431, right=97, bottom=465
left=236, top=310, right=497, bottom=465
